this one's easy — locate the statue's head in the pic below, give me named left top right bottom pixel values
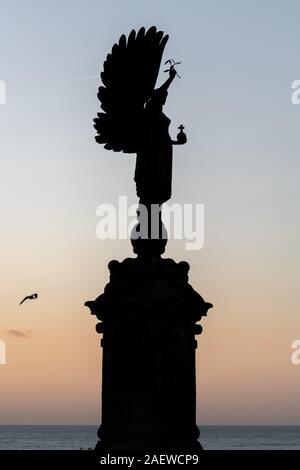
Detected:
left=147, top=89, right=168, bottom=109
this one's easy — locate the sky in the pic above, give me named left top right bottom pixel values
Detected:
left=1, top=0, right=300, bottom=425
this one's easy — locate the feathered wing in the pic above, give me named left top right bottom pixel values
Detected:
left=94, top=26, right=168, bottom=154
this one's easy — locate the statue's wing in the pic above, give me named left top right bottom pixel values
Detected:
left=94, top=26, right=169, bottom=154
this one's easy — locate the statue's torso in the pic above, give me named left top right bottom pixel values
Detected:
left=134, top=110, right=173, bottom=204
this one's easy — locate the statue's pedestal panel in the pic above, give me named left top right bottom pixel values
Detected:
left=86, top=257, right=212, bottom=453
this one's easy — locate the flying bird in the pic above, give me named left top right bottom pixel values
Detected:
left=19, top=293, right=38, bottom=305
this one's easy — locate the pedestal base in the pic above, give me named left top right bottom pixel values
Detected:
left=85, top=257, right=212, bottom=454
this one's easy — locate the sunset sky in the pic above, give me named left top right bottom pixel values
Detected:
left=1, top=0, right=300, bottom=425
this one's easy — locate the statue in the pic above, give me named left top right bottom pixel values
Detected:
left=86, top=26, right=212, bottom=455
left=94, top=26, right=187, bottom=208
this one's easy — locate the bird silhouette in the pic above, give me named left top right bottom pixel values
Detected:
left=19, top=293, right=38, bottom=305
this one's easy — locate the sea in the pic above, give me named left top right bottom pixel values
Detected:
left=0, top=426, right=299, bottom=450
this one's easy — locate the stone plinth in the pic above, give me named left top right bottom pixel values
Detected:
left=85, top=257, right=212, bottom=453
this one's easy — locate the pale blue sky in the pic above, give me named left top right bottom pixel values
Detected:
left=1, top=0, right=300, bottom=424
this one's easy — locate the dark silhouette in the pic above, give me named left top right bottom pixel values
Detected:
left=19, top=293, right=38, bottom=305
left=86, top=258, right=212, bottom=454
left=86, top=26, right=212, bottom=456
left=94, top=26, right=186, bottom=206
left=94, top=26, right=188, bottom=257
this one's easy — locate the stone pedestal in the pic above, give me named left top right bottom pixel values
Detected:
left=85, top=256, right=212, bottom=453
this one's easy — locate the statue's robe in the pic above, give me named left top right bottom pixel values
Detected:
left=134, top=107, right=173, bottom=205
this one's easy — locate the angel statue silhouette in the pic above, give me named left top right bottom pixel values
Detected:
left=94, top=26, right=187, bottom=255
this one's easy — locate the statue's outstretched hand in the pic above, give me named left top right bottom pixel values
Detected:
left=169, top=67, right=177, bottom=79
